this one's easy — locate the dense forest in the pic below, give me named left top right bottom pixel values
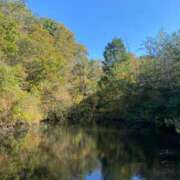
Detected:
left=1, top=0, right=180, bottom=133
left=0, top=0, right=102, bottom=125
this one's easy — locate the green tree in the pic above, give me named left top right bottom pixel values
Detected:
left=103, top=38, right=127, bottom=66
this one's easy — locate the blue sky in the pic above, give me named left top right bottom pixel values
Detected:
left=27, top=0, right=180, bottom=59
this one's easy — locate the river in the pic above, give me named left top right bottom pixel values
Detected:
left=0, top=125, right=180, bottom=180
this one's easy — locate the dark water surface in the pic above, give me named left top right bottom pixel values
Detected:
left=0, top=125, right=180, bottom=180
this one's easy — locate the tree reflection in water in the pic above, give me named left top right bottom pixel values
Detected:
left=0, top=126, right=180, bottom=180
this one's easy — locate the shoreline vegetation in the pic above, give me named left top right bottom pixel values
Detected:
left=1, top=1, right=180, bottom=134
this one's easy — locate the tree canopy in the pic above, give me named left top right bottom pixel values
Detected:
left=1, top=1, right=180, bottom=133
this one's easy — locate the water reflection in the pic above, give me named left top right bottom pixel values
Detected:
left=86, top=170, right=102, bottom=180
left=0, top=125, right=180, bottom=180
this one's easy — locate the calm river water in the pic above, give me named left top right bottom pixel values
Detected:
left=0, top=125, right=180, bottom=180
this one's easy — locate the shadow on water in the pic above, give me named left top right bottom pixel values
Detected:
left=0, top=125, right=180, bottom=180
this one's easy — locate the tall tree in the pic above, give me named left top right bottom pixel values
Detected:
left=103, top=38, right=127, bottom=66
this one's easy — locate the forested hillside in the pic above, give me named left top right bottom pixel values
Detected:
left=0, top=0, right=102, bottom=124
left=1, top=0, right=180, bottom=133
left=71, top=33, right=180, bottom=132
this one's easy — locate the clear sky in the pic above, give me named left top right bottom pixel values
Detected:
left=27, top=0, right=180, bottom=59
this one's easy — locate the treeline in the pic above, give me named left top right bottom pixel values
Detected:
left=71, top=32, right=180, bottom=132
left=0, top=0, right=102, bottom=125
left=1, top=0, right=180, bottom=132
